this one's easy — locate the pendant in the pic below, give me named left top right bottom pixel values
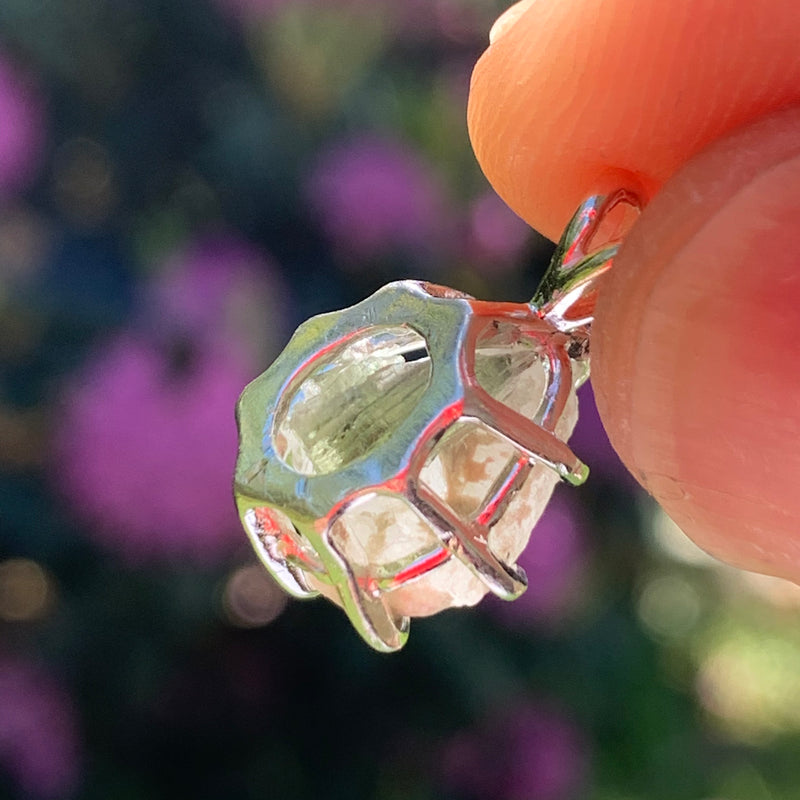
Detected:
left=234, top=190, right=638, bottom=651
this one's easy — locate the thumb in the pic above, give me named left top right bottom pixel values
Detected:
left=468, top=0, right=800, bottom=581
left=593, top=107, right=800, bottom=582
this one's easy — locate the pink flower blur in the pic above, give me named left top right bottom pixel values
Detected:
left=56, top=335, right=251, bottom=563
left=466, top=190, right=531, bottom=273
left=148, top=235, right=288, bottom=365
left=0, top=657, right=81, bottom=798
left=305, top=135, right=448, bottom=262
left=54, top=236, right=285, bottom=564
left=441, top=702, right=589, bottom=800
left=484, top=489, right=588, bottom=627
left=0, top=55, right=46, bottom=198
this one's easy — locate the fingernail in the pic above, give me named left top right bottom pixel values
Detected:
left=489, top=0, right=536, bottom=44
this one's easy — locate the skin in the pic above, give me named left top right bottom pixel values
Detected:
left=468, top=0, right=800, bottom=581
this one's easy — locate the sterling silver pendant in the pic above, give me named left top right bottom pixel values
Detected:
left=234, top=190, right=638, bottom=651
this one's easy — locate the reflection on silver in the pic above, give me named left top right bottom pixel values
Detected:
left=234, top=191, right=639, bottom=651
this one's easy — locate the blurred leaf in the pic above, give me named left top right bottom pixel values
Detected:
left=249, top=3, right=389, bottom=121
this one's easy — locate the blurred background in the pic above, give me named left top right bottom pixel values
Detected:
left=1, top=0, right=800, bottom=798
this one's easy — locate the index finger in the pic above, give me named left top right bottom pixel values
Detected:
left=468, top=0, right=800, bottom=241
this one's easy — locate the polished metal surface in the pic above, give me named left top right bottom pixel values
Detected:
left=235, top=192, right=637, bottom=651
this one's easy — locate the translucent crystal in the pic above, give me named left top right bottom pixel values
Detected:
left=308, top=324, right=579, bottom=618
left=238, top=193, right=629, bottom=650
left=473, top=319, right=552, bottom=420
left=273, top=325, right=431, bottom=475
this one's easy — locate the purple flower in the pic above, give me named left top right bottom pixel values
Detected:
left=304, top=135, right=449, bottom=263
left=465, top=190, right=531, bottom=274
left=147, top=235, right=288, bottom=365
left=55, top=334, right=252, bottom=563
left=570, top=383, right=640, bottom=490
left=0, top=657, right=81, bottom=798
left=54, top=235, right=286, bottom=564
left=484, top=489, right=588, bottom=628
left=441, top=702, right=590, bottom=800
left=0, top=55, right=46, bottom=199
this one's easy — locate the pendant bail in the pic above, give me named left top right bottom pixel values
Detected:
left=531, top=189, right=640, bottom=334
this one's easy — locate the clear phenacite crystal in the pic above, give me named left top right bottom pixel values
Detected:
left=273, top=326, right=432, bottom=477
left=234, top=281, right=586, bottom=650
left=282, top=321, right=578, bottom=618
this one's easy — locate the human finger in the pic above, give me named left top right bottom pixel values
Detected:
left=468, top=0, right=800, bottom=241
left=593, top=107, right=800, bottom=582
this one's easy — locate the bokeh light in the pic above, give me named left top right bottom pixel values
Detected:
left=0, top=559, right=54, bottom=623
left=222, top=563, right=289, bottom=628
left=636, top=572, right=702, bottom=642
left=51, top=138, right=117, bottom=228
left=696, top=626, right=800, bottom=743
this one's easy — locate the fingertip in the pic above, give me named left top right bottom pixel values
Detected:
left=592, top=107, right=800, bottom=581
left=488, top=0, right=536, bottom=45
left=468, top=0, right=800, bottom=240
